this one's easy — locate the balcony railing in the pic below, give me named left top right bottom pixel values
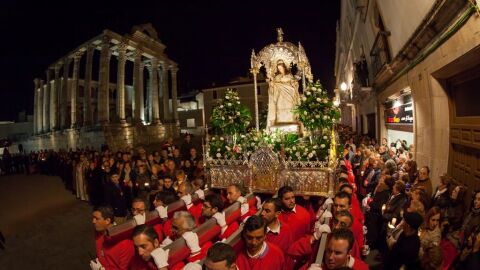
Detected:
left=370, top=31, right=391, bottom=77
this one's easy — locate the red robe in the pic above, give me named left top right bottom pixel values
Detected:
left=163, top=219, right=173, bottom=238
left=96, top=232, right=134, bottom=270
left=236, top=242, right=285, bottom=270
left=351, top=217, right=364, bottom=254
left=266, top=220, right=294, bottom=255
left=279, top=205, right=311, bottom=240
left=188, top=202, right=203, bottom=224
left=321, top=256, right=369, bottom=270
left=152, top=224, right=164, bottom=243
left=129, top=255, right=185, bottom=270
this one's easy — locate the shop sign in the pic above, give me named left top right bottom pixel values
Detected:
left=385, top=104, right=413, bottom=124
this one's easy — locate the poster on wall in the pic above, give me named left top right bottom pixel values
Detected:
left=385, top=103, right=413, bottom=124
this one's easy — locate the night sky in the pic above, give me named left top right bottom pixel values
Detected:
left=0, top=0, right=339, bottom=121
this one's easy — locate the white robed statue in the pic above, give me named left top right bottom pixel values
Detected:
left=251, top=28, right=313, bottom=131
left=266, top=59, right=300, bottom=128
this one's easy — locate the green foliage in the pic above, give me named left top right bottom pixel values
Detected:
left=210, top=89, right=252, bottom=135
left=294, top=81, right=341, bottom=131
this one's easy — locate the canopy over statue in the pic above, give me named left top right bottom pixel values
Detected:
left=250, top=28, right=314, bottom=131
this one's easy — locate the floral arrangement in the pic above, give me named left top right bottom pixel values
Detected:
left=210, top=89, right=252, bottom=135
left=294, top=81, right=341, bottom=132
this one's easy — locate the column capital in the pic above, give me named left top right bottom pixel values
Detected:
left=101, top=35, right=111, bottom=45
left=134, top=48, right=143, bottom=58
left=73, top=51, right=84, bottom=61
left=170, top=65, right=179, bottom=74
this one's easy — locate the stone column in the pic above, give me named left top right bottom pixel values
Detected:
left=51, top=64, right=61, bottom=131
left=116, top=43, right=127, bottom=123
left=61, top=58, right=71, bottom=129
left=84, top=45, right=94, bottom=126
left=161, top=63, right=170, bottom=122
left=133, top=49, right=143, bottom=123
left=71, top=51, right=83, bottom=128
left=43, top=69, right=51, bottom=132
left=171, top=66, right=179, bottom=123
left=149, top=58, right=160, bottom=124
left=98, top=36, right=110, bottom=125
left=33, top=79, right=39, bottom=134
left=39, top=80, right=45, bottom=133
left=139, top=62, right=145, bottom=123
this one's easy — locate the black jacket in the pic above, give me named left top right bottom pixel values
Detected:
left=104, top=181, right=128, bottom=217
left=383, top=193, right=408, bottom=222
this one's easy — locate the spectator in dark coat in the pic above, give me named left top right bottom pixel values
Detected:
left=104, top=173, right=128, bottom=224
left=430, top=174, right=452, bottom=211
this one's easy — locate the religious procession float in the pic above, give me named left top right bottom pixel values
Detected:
left=204, top=29, right=342, bottom=197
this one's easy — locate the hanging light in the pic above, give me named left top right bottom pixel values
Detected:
left=340, top=82, right=348, bottom=91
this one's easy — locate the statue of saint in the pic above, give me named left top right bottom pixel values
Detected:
left=266, top=59, right=300, bottom=129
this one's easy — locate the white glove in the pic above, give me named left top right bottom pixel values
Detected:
left=89, top=258, right=104, bottom=270
left=194, top=189, right=205, bottom=200
left=307, top=263, right=323, bottom=270
left=182, top=231, right=201, bottom=254
left=151, top=248, right=169, bottom=268
left=133, top=213, right=146, bottom=225
left=320, top=210, right=332, bottom=223
left=181, top=194, right=193, bottom=209
left=255, top=196, right=262, bottom=210
left=313, top=223, right=331, bottom=240
left=183, top=262, right=202, bottom=270
left=212, top=212, right=227, bottom=227
left=213, top=212, right=228, bottom=234
left=160, top=237, right=173, bottom=248
left=156, top=205, right=168, bottom=219
left=237, top=196, right=247, bottom=204
left=322, top=197, right=333, bottom=209
left=240, top=202, right=249, bottom=216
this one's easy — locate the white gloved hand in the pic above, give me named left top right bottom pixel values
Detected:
left=213, top=212, right=228, bottom=234
left=133, top=213, right=146, bottom=225
left=156, top=205, right=168, bottom=219
left=89, top=258, right=104, bottom=270
left=194, top=189, right=205, bottom=200
left=183, top=262, right=202, bottom=270
left=212, top=212, right=227, bottom=227
left=255, top=196, right=262, bottom=210
left=240, top=202, right=250, bottom=216
left=307, top=263, right=323, bottom=270
left=151, top=248, right=169, bottom=268
left=160, top=237, right=173, bottom=248
left=313, top=223, right=331, bottom=240
left=181, top=194, right=193, bottom=209
left=182, top=231, right=201, bottom=254
left=322, top=197, right=333, bottom=209
left=236, top=196, right=247, bottom=204
left=320, top=210, right=332, bottom=223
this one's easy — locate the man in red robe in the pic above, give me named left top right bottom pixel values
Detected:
left=204, top=242, right=239, bottom=270
left=260, top=198, right=293, bottom=254
left=130, top=224, right=170, bottom=270
left=200, top=193, right=239, bottom=240
left=90, top=206, right=134, bottom=270
left=236, top=215, right=285, bottom=270
left=226, top=184, right=257, bottom=221
left=320, top=228, right=369, bottom=270
left=278, top=186, right=311, bottom=240
left=333, top=191, right=364, bottom=252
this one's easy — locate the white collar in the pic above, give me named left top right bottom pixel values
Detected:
left=266, top=219, right=281, bottom=234
left=346, top=256, right=355, bottom=268
left=247, top=242, right=267, bottom=259
left=435, top=188, right=447, bottom=197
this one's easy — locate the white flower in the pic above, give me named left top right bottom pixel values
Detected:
left=245, top=121, right=250, bottom=125
left=219, top=105, right=224, bottom=108
left=236, top=112, right=240, bottom=116
left=303, top=111, right=308, bottom=115
left=302, top=96, right=307, bottom=101
left=306, top=91, right=311, bottom=96
left=292, top=146, right=296, bottom=151
left=220, top=137, right=224, bottom=141
left=225, top=146, right=231, bottom=151
left=316, top=97, right=321, bottom=102
left=311, top=86, right=317, bottom=90
left=241, top=134, right=246, bottom=138
left=221, top=116, right=225, bottom=120
left=225, top=96, right=230, bottom=100
left=253, top=137, right=258, bottom=141
left=212, top=137, right=216, bottom=141
left=295, top=152, right=301, bottom=157
left=323, top=99, right=328, bottom=104
left=323, top=136, right=328, bottom=140
left=227, top=103, right=232, bottom=106
left=251, top=142, right=256, bottom=147
left=237, top=101, right=240, bottom=104
left=228, top=116, right=233, bottom=119
left=315, top=115, right=320, bottom=119
left=313, top=145, right=318, bottom=149
left=216, top=153, right=222, bottom=158
left=323, top=115, right=328, bottom=120
left=320, top=144, right=326, bottom=148
left=217, top=148, right=221, bottom=152
left=308, top=153, right=314, bottom=158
